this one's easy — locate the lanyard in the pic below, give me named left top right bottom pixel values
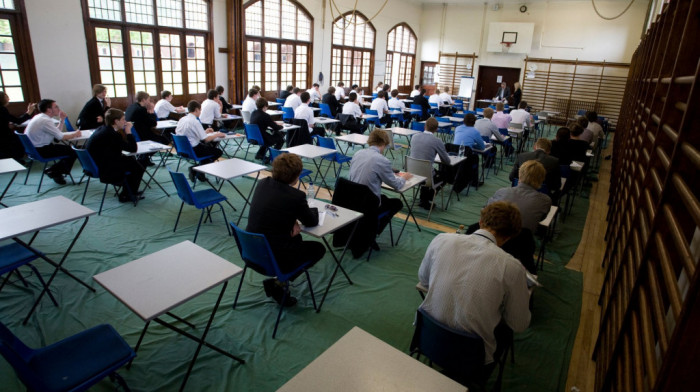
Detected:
left=473, top=233, right=495, bottom=245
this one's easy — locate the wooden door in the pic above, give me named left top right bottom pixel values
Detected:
left=475, top=66, right=521, bottom=103
left=420, top=61, right=437, bottom=95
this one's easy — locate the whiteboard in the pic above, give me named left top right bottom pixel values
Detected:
left=457, top=76, right=475, bottom=99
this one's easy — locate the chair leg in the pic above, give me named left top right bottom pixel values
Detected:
left=23, top=160, right=33, bottom=184
left=111, top=372, right=132, bottom=392
left=232, top=266, right=248, bottom=309
left=173, top=202, right=184, bottom=232
left=194, top=208, right=206, bottom=242
left=176, top=157, right=182, bottom=171
left=427, top=188, right=436, bottom=221
left=26, top=263, right=59, bottom=307
left=37, top=162, right=49, bottom=193
left=98, top=183, right=109, bottom=215
left=272, top=287, right=289, bottom=339
left=304, top=270, right=317, bottom=311
left=219, top=203, right=231, bottom=236
left=80, top=176, right=90, bottom=205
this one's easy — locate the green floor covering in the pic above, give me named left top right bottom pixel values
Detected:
left=0, top=136, right=587, bottom=391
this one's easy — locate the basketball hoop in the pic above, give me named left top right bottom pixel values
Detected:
left=500, top=42, right=512, bottom=53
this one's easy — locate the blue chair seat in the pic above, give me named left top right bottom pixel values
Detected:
left=0, top=243, right=39, bottom=273
left=15, top=132, right=75, bottom=193
left=169, top=169, right=230, bottom=242
left=191, top=188, right=228, bottom=208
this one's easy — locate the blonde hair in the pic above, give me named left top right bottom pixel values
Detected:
left=367, top=129, right=390, bottom=147
left=519, top=160, right=546, bottom=189
left=480, top=201, right=522, bottom=238
left=534, top=138, right=552, bottom=153
left=514, top=82, right=521, bottom=90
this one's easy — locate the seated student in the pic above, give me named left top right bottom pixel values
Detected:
left=510, top=138, right=561, bottom=201
left=279, top=85, right=294, bottom=101
left=388, top=89, right=409, bottom=128
left=241, top=88, right=260, bottom=114
left=369, top=90, right=391, bottom=127
left=321, top=86, right=341, bottom=117
left=85, top=108, right=145, bottom=203
left=576, top=116, right=593, bottom=144
left=586, top=110, right=604, bottom=148
left=125, top=91, right=168, bottom=145
left=250, top=97, right=284, bottom=162
left=199, top=89, right=222, bottom=129
left=216, top=85, right=233, bottom=112
left=509, top=101, right=532, bottom=128
left=491, top=102, right=512, bottom=130
left=412, top=88, right=431, bottom=121
left=428, top=88, right=442, bottom=107
left=568, top=124, right=592, bottom=162
left=283, top=87, right=302, bottom=110
left=549, top=127, right=573, bottom=165
left=349, top=130, right=413, bottom=244
left=246, top=153, right=325, bottom=306
left=438, top=86, right=454, bottom=115
left=382, top=84, right=391, bottom=100
left=475, top=107, right=505, bottom=142
left=454, top=113, right=486, bottom=150
left=334, top=82, right=346, bottom=101
left=350, top=84, right=360, bottom=96
left=410, top=117, right=451, bottom=209
left=25, top=99, right=81, bottom=184
left=77, top=84, right=110, bottom=130
left=419, top=201, right=530, bottom=374
left=307, top=83, right=322, bottom=102
left=375, top=81, right=384, bottom=93
left=0, top=91, right=34, bottom=161
left=340, top=92, right=368, bottom=134
left=488, top=160, right=551, bottom=273
left=410, top=84, right=421, bottom=97
left=175, top=100, right=225, bottom=181
left=154, top=90, right=185, bottom=120
left=294, top=91, right=324, bottom=138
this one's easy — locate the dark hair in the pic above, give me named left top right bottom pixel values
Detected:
left=377, top=91, right=385, bottom=99
left=207, top=89, right=218, bottom=100
left=480, top=201, right=522, bottom=238
left=463, top=113, right=477, bottom=126
left=415, top=84, right=420, bottom=89
left=351, top=84, right=359, bottom=89
left=556, top=127, right=570, bottom=142
left=38, top=99, right=56, bottom=113
left=337, top=82, right=344, bottom=87
left=313, top=83, right=319, bottom=88
left=425, top=117, right=438, bottom=133
left=300, top=91, right=311, bottom=103
left=576, top=116, right=589, bottom=128
left=0, top=91, right=8, bottom=106
left=187, top=100, right=201, bottom=113
left=382, top=84, right=390, bottom=92
left=136, top=91, right=150, bottom=102
left=391, top=89, right=399, bottom=98
left=105, top=108, right=124, bottom=126
left=420, top=88, right=426, bottom=95
left=286, top=85, right=294, bottom=92
left=272, top=153, right=303, bottom=184
left=248, top=88, right=259, bottom=98
left=570, top=124, right=584, bottom=137
left=328, top=86, right=336, bottom=94
left=348, top=92, right=357, bottom=102
left=518, top=101, right=528, bottom=109
left=161, top=90, right=172, bottom=99
left=216, top=85, right=225, bottom=94
left=255, top=97, right=268, bottom=110
left=586, top=111, right=598, bottom=123
left=293, top=87, right=301, bottom=94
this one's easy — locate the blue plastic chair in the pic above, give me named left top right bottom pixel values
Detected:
left=243, top=123, right=266, bottom=161
left=319, top=103, right=334, bottom=118
left=372, top=93, right=378, bottom=99
left=0, top=243, right=58, bottom=312
left=429, top=102, right=439, bottom=116
left=452, top=99, right=464, bottom=112
left=169, top=169, right=230, bottom=243
left=171, top=134, right=215, bottom=172
left=230, top=223, right=317, bottom=339
left=15, top=131, right=75, bottom=193
left=0, top=321, right=135, bottom=392
left=64, top=117, right=76, bottom=132
left=315, top=137, right=351, bottom=182
left=276, top=98, right=285, bottom=104
left=73, top=147, right=135, bottom=215
left=281, top=106, right=294, bottom=123
left=364, top=109, right=382, bottom=129
left=268, top=148, right=313, bottom=189
left=411, top=121, right=425, bottom=132
left=435, top=117, right=454, bottom=141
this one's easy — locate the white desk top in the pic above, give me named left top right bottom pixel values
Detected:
left=391, top=127, right=421, bottom=137
left=397, top=93, right=409, bottom=97
left=267, top=102, right=281, bottom=107
left=570, top=161, right=584, bottom=172
left=507, top=128, right=525, bottom=135
left=284, top=144, right=337, bottom=159
left=360, top=95, right=374, bottom=99
left=231, top=104, right=243, bottom=110
left=360, top=114, right=378, bottom=119
left=156, top=120, right=179, bottom=129
left=335, top=134, right=368, bottom=145
left=435, top=154, right=466, bottom=166
left=123, top=141, right=171, bottom=156
left=315, top=117, right=340, bottom=124
left=382, top=174, right=426, bottom=193
left=311, top=107, right=321, bottom=112
left=301, top=199, right=363, bottom=238
left=70, top=129, right=95, bottom=142
left=401, top=107, right=421, bottom=113
left=281, top=123, right=301, bottom=131
left=93, top=241, right=243, bottom=321
left=213, top=132, right=246, bottom=142
left=539, top=205, right=559, bottom=228
left=267, top=110, right=284, bottom=116
left=215, top=114, right=241, bottom=122
left=446, top=116, right=465, bottom=123
left=420, top=120, right=452, bottom=128
left=0, top=196, right=95, bottom=241
left=400, top=99, right=413, bottom=103
left=194, top=158, right=266, bottom=180
left=0, top=158, right=27, bottom=174
left=473, top=144, right=493, bottom=154
left=277, top=326, right=466, bottom=392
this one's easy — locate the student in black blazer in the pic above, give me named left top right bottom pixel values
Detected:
left=279, top=85, right=294, bottom=101
left=77, top=84, right=110, bottom=130
left=249, top=98, right=284, bottom=161
left=0, top=91, right=34, bottom=161
left=246, top=153, right=325, bottom=306
left=321, top=86, right=341, bottom=117
left=125, top=91, right=168, bottom=145
left=85, top=108, right=145, bottom=202
left=216, top=85, right=233, bottom=112
left=411, top=88, right=431, bottom=121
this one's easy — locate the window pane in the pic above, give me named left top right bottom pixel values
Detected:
left=130, top=30, right=156, bottom=96
left=95, top=27, right=127, bottom=97
left=245, top=1, right=262, bottom=36
left=185, top=34, right=207, bottom=94
left=125, top=0, right=154, bottom=25
left=160, top=33, right=183, bottom=95
left=157, top=0, right=183, bottom=28
left=185, top=0, right=208, bottom=30
left=263, top=0, right=280, bottom=38
left=0, top=1, right=14, bottom=10
left=88, top=0, right=122, bottom=22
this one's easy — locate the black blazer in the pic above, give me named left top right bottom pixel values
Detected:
left=247, top=177, right=318, bottom=252
left=412, top=95, right=431, bottom=121
left=85, top=125, right=138, bottom=184
left=77, top=97, right=109, bottom=130
left=250, top=109, right=283, bottom=145
left=321, top=93, right=340, bottom=117
left=510, top=149, right=561, bottom=195
left=510, top=88, right=522, bottom=108
left=280, top=90, right=292, bottom=101
left=0, top=106, right=30, bottom=160
left=220, top=96, right=233, bottom=112
left=124, top=102, right=157, bottom=141
left=497, top=87, right=511, bottom=100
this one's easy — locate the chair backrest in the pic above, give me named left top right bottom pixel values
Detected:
left=241, top=110, right=252, bottom=124
left=230, top=223, right=283, bottom=278
left=405, top=156, right=434, bottom=187
left=276, top=98, right=285, bottom=104
left=168, top=169, right=197, bottom=206
left=364, top=109, right=381, bottom=126
left=380, top=128, right=395, bottom=149
left=172, top=134, right=197, bottom=159
left=560, top=164, right=572, bottom=179
left=131, top=127, right=142, bottom=142
left=288, top=118, right=312, bottom=147
left=268, top=148, right=285, bottom=162
left=436, top=117, right=451, bottom=123
left=244, top=123, right=265, bottom=145
left=410, top=104, right=422, bottom=112
left=0, top=321, right=44, bottom=391
left=411, top=122, right=425, bottom=132
left=72, top=146, right=100, bottom=178
left=14, top=132, right=42, bottom=160
left=282, top=106, right=294, bottom=121
left=64, top=117, right=76, bottom=132
left=372, top=93, right=378, bottom=99
left=498, top=128, right=509, bottom=136
left=508, top=122, right=523, bottom=129
left=316, top=136, right=338, bottom=151
left=410, top=308, right=485, bottom=385
left=319, top=103, right=333, bottom=117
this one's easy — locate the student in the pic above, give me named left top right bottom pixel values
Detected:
left=509, top=101, right=532, bottom=128
left=454, top=113, right=486, bottom=150
left=25, top=99, right=81, bottom=184
left=306, top=83, right=322, bottom=102
left=340, top=92, right=368, bottom=134
left=382, top=84, right=391, bottom=100
left=375, top=81, right=384, bottom=93
left=509, top=138, right=561, bottom=200
left=242, top=88, right=260, bottom=114
left=279, top=85, right=294, bottom=101
left=410, top=84, right=421, bottom=97
left=322, top=86, right=341, bottom=117
left=576, top=116, right=593, bottom=144
left=0, top=91, right=34, bottom=161
left=334, top=82, right=346, bottom=101
left=154, top=90, right=185, bottom=120
left=294, top=91, right=320, bottom=136
left=350, top=84, right=360, bottom=95
left=475, top=108, right=505, bottom=142
left=283, top=87, right=302, bottom=110
left=175, top=100, right=225, bottom=181
left=216, top=85, right=233, bottom=112
left=410, top=117, right=451, bottom=209
left=199, top=89, right=222, bottom=128
left=388, top=89, right=409, bottom=128
left=586, top=111, right=605, bottom=149
left=428, top=88, right=442, bottom=106
left=491, top=102, right=512, bottom=130
left=369, top=90, right=391, bottom=127
left=77, top=84, right=110, bottom=130
left=250, top=97, right=284, bottom=162
left=439, top=86, right=454, bottom=106
left=412, top=88, right=431, bottom=121
left=125, top=91, right=168, bottom=167
left=85, top=108, right=145, bottom=203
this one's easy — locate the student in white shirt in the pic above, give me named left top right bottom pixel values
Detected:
left=283, top=87, right=302, bottom=110
left=369, top=91, right=391, bottom=127
left=176, top=100, right=225, bottom=181
left=340, top=92, right=368, bottom=134
left=375, top=82, right=384, bottom=93
left=294, top=91, right=319, bottom=135
left=388, top=89, right=409, bottom=128
left=335, top=82, right=346, bottom=101
left=439, top=86, right=454, bottom=105
left=306, top=83, right=322, bottom=102
left=154, top=90, right=185, bottom=120
left=200, top=89, right=222, bottom=128
left=509, top=101, right=532, bottom=128
left=428, top=89, right=442, bottom=105
left=410, top=84, right=421, bottom=97
left=241, top=88, right=260, bottom=114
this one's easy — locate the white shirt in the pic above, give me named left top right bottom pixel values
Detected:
left=242, top=96, right=257, bottom=113
left=342, top=101, right=363, bottom=118
left=509, top=109, right=531, bottom=127
left=410, top=89, right=421, bottom=97
left=439, top=92, right=454, bottom=105
left=155, top=99, right=177, bottom=119
left=306, top=88, right=321, bottom=102
left=388, top=97, right=406, bottom=111
left=376, top=86, right=383, bottom=92
left=175, top=113, right=207, bottom=148
left=284, top=94, right=301, bottom=110
left=199, top=99, right=221, bottom=125
left=294, top=103, right=315, bottom=131
left=428, top=94, right=442, bottom=105
left=369, top=98, right=389, bottom=119
left=25, top=113, right=63, bottom=147
left=335, top=86, right=345, bottom=101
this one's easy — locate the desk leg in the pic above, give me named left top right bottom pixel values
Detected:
left=21, top=217, right=94, bottom=325
left=311, top=158, right=334, bottom=197
left=316, top=220, right=359, bottom=313
left=228, top=171, right=260, bottom=225
left=394, top=188, right=421, bottom=245
left=139, top=153, right=170, bottom=197
left=127, top=320, right=151, bottom=369
left=0, top=172, right=18, bottom=207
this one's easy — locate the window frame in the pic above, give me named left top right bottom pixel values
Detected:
left=0, top=0, right=40, bottom=114
left=385, top=23, right=416, bottom=94
left=80, top=0, right=214, bottom=107
left=243, top=0, right=313, bottom=97
left=330, top=11, right=376, bottom=94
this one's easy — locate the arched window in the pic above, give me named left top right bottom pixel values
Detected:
left=331, top=12, right=375, bottom=93
left=385, top=23, right=416, bottom=93
left=81, top=0, right=212, bottom=107
left=0, top=0, right=39, bottom=113
left=244, top=0, right=312, bottom=95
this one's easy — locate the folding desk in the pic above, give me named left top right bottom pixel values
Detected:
left=213, top=132, right=246, bottom=158
left=123, top=140, right=172, bottom=197
left=193, top=158, right=267, bottom=225
left=314, top=117, right=341, bottom=136
left=302, top=199, right=363, bottom=312
left=283, top=144, right=338, bottom=194
left=0, top=158, right=26, bottom=207
left=537, top=206, right=560, bottom=270
left=155, top=120, right=178, bottom=131
left=381, top=174, right=426, bottom=245
left=93, top=241, right=244, bottom=392
left=278, top=326, right=466, bottom=392
left=0, top=196, right=96, bottom=324
left=391, top=127, right=421, bottom=148
left=334, top=133, right=368, bottom=155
